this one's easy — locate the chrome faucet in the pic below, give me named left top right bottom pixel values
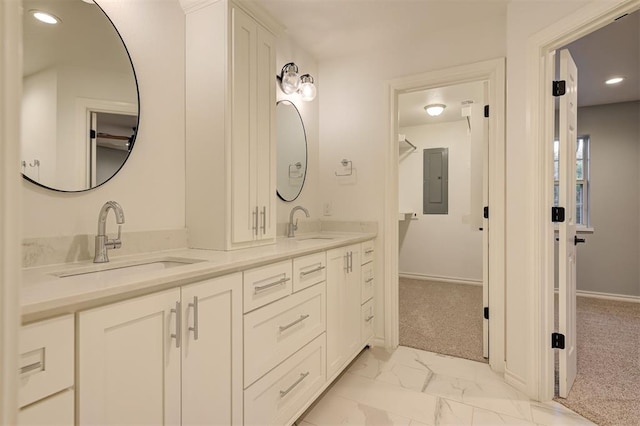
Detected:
left=288, top=205, right=310, bottom=238
left=94, top=201, right=125, bottom=263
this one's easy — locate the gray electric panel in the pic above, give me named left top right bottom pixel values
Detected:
left=423, top=148, right=449, bottom=214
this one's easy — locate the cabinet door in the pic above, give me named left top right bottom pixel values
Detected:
left=231, top=6, right=258, bottom=244
left=181, top=273, right=243, bottom=426
left=326, top=245, right=362, bottom=379
left=78, top=288, right=181, bottom=425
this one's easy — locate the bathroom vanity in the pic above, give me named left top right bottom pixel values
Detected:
left=19, top=233, right=376, bottom=425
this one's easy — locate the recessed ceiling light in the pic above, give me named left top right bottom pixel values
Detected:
left=31, top=10, right=61, bottom=25
left=424, top=104, right=446, bottom=117
left=605, top=77, right=625, bottom=85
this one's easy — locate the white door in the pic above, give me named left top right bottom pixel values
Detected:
left=558, top=48, right=578, bottom=398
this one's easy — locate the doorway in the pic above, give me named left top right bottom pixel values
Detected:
left=397, top=81, right=488, bottom=363
left=385, top=58, right=506, bottom=374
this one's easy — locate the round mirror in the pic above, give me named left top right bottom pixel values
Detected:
left=276, top=101, right=307, bottom=202
left=21, top=0, right=139, bottom=192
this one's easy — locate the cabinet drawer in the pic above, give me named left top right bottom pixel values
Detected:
left=361, top=240, right=375, bottom=265
left=361, top=262, right=374, bottom=304
left=293, top=252, right=326, bottom=293
left=361, top=299, right=375, bottom=344
left=19, top=315, right=74, bottom=408
left=244, top=260, right=292, bottom=312
left=244, top=283, right=325, bottom=387
left=18, top=389, right=74, bottom=425
left=244, top=334, right=326, bottom=426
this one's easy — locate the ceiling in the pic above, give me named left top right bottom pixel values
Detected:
left=258, top=0, right=639, bottom=126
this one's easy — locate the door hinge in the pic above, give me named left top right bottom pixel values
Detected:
left=483, top=206, right=489, bottom=219
left=553, top=80, right=566, bottom=97
left=551, top=332, right=565, bottom=349
left=89, top=129, right=96, bottom=139
left=551, top=207, right=565, bottom=223
left=483, top=307, right=489, bottom=320
left=484, top=105, right=489, bottom=118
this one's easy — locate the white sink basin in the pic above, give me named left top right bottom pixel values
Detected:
left=51, top=257, right=206, bottom=281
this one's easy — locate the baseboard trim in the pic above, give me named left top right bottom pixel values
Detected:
left=399, top=272, right=482, bottom=287
left=576, top=289, right=640, bottom=303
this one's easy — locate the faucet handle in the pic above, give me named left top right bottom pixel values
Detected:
left=107, top=225, right=123, bottom=249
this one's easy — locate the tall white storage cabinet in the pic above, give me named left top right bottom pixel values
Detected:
left=185, top=0, right=280, bottom=250
left=77, top=274, right=243, bottom=425
left=326, top=244, right=362, bottom=379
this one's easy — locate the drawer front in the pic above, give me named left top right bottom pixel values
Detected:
left=293, top=252, right=326, bottom=293
left=18, top=389, right=74, bottom=425
left=244, top=260, right=293, bottom=312
left=361, top=299, right=375, bottom=344
left=19, top=315, right=74, bottom=408
left=361, top=240, right=375, bottom=265
left=244, top=334, right=326, bottom=426
left=361, top=262, right=374, bottom=304
left=244, top=283, right=325, bottom=387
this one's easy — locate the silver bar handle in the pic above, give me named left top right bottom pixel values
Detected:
left=365, top=277, right=374, bottom=283
left=365, top=249, right=374, bottom=255
left=254, top=277, right=290, bottom=294
left=253, top=206, right=259, bottom=236
left=20, top=361, right=43, bottom=375
left=365, top=315, right=374, bottom=322
left=300, top=265, right=325, bottom=277
left=348, top=252, right=353, bottom=273
left=261, top=206, right=266, bottom=235
left=279, top=314, right=310, bottom=332
left=188, top=296, right=199, bottom=341
left=279, top=372, right=310, bottom=398
left=171, top=301, right=181, bottom=348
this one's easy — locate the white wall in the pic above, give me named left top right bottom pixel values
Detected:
left=275, top=38, right=320, bottom=227
left=22, top=0, right=185, bottom=238
left=398, top=121, right=483, bottom=283
left=576, top=101, right=640, bottom=297
left=318, top=13, right=506, bottom=339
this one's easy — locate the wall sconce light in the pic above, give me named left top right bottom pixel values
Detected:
left=424, top=104, right=446, bottom=117
left=278, top=62, right=317, bottom=101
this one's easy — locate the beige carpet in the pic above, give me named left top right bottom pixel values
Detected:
left=555, top=297, right=640, bottom=426
left=398, top=278, right=487, bottom=363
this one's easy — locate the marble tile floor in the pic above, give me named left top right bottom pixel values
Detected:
left=297, top=346, right=594, bottom=426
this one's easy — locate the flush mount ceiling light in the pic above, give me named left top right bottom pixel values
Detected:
left=605, top=76, right=625, bottom=85
left=31, top=10, right=61, bottom=24
left=424, top=104, right=446, bottom=117
left=277, top=62, right=317, bottom=101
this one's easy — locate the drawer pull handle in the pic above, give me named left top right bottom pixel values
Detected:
left=365, top=277, right=374, bottom=283
left=365, top=249, right=374, bottom=254
left=19, top=361, right=43, bottom=375
left=280, top=371, right=310, bottom=398
left=300, top=265, right=325, bottom=277
left=254, top=277, right=290, bottom=294
left=365, top=315, right=374, bottom=322
left=279, top=314, right=310, bottom=332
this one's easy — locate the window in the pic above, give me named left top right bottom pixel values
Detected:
left=553, top=136, right=590, bottom=226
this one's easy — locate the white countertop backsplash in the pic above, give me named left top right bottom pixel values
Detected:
left=21, top=221, right=377, bottom=323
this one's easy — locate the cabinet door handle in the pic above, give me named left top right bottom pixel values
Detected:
left=254, top=277, right=290, bottom=294
left=348, top=252, right=353, bottom=273
left=252, top=206, right=259, bottom=236
left=344, top=254, right=349, bottom=272
left=261, top=206, right=266, bottom=235
left=365, top=315, right=374, bottom=322
left=188, top=296, right=199, bottom=341
left=19, top=361, right=43, bottom=375
left=171, top=301, right=181, bottom=348
left=279, top=314, right=310, bottom=332
left=279, top=372, right=310, bottom=398
left=300, top=265, right=325, bottom=277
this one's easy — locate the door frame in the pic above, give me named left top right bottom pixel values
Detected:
left=0, top=0, right=22, bottom=423
left=527, top=0, right=640, bottom=401
left=384, top=58, right=506, bottom=373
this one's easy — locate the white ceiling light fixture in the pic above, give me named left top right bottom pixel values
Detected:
left=605, top=76, right=625, bottom=85
left=31, top=10, right=61, bottom=25
left=424, top=104, right=446, bottom=117
left=277, top=62, right=317, bottom=101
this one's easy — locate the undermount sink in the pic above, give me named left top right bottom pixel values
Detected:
left=51, top=257, right=206, bottom=280
left=295, top=235, right=336, bottom=241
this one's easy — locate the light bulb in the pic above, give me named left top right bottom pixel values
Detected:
left=605, top=77, right=624, bottom=85
left=425, top=104, right=446, bottom=117
left=299, top=74, right=316, bottom=101
left=280, top=63, right=300, bottom=94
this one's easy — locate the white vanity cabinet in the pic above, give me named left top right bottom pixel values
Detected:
left=360, top=241, right=375, bottom=344
left=18, top=315, right=74, bottom=425
left=185, top=0, right=280, bottom=250
left=77, top=274, right=243, bottom=425
left=326, top=244, right=362, bottom=379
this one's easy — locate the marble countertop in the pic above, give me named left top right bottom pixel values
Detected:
left=21, top=232, right=376, bottom=323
